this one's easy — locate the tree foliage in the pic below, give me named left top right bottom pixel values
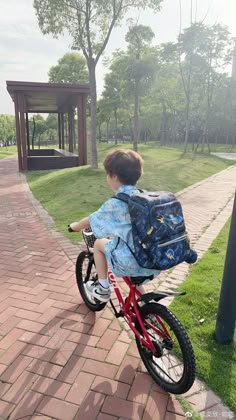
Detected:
left=0, top=115, right=16, bottom=145
left=48, top=52, right=88, bottom=84
left=98, top=22, right=236, bottom=151
left=33, top=0, right=163, bottom=167
left=178, top=22, right=233, bottom=151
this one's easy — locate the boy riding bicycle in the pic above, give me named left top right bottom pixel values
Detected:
left=69, top=149, right=160, bottom=302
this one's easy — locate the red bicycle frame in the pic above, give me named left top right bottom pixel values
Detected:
left=108, top=270, right=171, bottom=354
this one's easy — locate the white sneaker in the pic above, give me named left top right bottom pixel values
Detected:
left=85, top=281, right=111, bottom=302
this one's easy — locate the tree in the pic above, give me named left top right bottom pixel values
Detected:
left=97, top=98, right=113, bottom=142
left=45, top=114, right=58, bottom=145
left=102, top=73, right=122, bottom=144
left=0, top=115, right=16, bottom=146
left=178, top=22, right=233, bottom=152
left=125, top=24, right=156, bottom=150
left=33, top=0, right=163, bottom=168
left=103, top=26, right=157, bottom=150
left=101, top=44, right=158, bottom=149
left=97, top=19, right=234, bottom=150
left=29, top=115, right=47, bottom=149
left=178, top=23, right=199, bottom=152
left=153, top=63, right=183, bottom=144
left=96, top=100, right=107, bottom=143
left=48, top=52, right=88, bottom=84
left=198, top=24, right=232, bottom=151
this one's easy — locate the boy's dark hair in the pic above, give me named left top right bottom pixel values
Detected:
left=103, top=149, right=143, bottom=185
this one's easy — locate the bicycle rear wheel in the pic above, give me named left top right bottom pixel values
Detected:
left=76, top=251, right=107, bottom=312
left=135, top=303, right=195, bottom=394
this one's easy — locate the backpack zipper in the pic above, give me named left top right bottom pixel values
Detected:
left=157, top=234, right=188, bottom=247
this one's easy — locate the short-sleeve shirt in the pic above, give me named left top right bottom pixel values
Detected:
left=88, top=185, right=160, bottom=278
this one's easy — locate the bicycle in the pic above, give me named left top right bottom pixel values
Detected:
left=72, top=227, right=196, bottom=395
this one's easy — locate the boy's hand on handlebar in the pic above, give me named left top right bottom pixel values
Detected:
left=68, top=222, right=80, bottom=232
left=68, top=218, right=90, bottom=233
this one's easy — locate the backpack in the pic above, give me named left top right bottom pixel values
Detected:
left=114, top=191, right=197, bottom=270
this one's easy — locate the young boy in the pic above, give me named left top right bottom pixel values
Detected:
left=69, top=149, right=160, bottom=302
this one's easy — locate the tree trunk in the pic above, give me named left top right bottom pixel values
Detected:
left=202, top=66, right=211, bottom=154
left=114, top=108, right=118, bottom=145
left=172, top=114, right=177, bottom=145
left=184, top=96, right=190, bottom=153
left=88, top=59, right=98, bottom=168
left=98, top=123, right=102, bottom=143
left=160, top=100, right=167, bottom=146
left=65, top=115, right=68, bottom=147
left=133, top=79, right=140, bottom=152
left=201, top=126, right=206, bottom=153
left=106, top=120, right=110, bottom=142
left=181, top=49, right=193, bottom=154
left=129, top=117, right=134, bottom=144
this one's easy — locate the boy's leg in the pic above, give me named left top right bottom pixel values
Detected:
left=93, top=238, right=109, bottom=280
left=85, top=238, right=111, bottom=302
left=93, top=240, right=146, bottom=294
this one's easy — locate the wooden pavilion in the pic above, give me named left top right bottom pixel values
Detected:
left=6, top=81, right=90, bottom=171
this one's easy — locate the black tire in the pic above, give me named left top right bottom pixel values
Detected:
left=135, top=303, right=195, bottom=394
left=75, top=251, right=107, bottom=312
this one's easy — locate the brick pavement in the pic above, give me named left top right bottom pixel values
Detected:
left=0, top=156, right=235, bottom=420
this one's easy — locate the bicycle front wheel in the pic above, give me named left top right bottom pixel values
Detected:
left=135, top=303, right=195, bottom=394
left=76, top=251, right=107, bottom=312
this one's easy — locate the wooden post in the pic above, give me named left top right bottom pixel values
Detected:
left=68, top=111, right=71, bottom=152
left=26, top=113, right=30, bottom=152
left=71, top=109, right=75, bottom=152
left=58, top=113, right=62, bottom=149
left=72, top=110, right=76, bottom=150
left=18, top=94, right=28, bottom=170
left=14, top=93, right=22, bottom=171
left=82, top=95, right=87, bottom=165
left=77, top=95, right=87, bottom=165
left=77, top=96, right=83, bottom=165
left=68, top=108, right=74, bottom=153
left=61, top=114, right=65, bottom=149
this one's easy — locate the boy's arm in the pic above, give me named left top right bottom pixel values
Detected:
left=69, top=217, right=90, bottom=232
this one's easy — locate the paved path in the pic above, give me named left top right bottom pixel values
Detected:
left=0, top=156, right=235, bottom=420
left=211, top=152, right=236, bottom=161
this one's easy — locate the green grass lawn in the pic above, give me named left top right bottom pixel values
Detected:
left=171, top=219, right=236, bottom=413
left=26, top=143, right=234, bottom=240
left=0, top=145, right=17, bottom=159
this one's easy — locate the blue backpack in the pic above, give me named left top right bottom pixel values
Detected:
left=115, top=191, right=197, bottom=270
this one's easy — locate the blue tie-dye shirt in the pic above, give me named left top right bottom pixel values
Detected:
left=88, top=185, right=160, bottom=278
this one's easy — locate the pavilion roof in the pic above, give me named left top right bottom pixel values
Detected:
left=6, top=81, right=90, bottom=113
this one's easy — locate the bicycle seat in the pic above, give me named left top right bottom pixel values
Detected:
left=130, top=275, right=154, bottom=285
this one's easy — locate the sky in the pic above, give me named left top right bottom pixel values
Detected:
left=1, top=0, right=236, bottom=115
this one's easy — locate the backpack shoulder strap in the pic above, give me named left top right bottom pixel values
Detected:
left=113, top=189, right=144, bottom=203
left=112, top=192, right=129, bottom=203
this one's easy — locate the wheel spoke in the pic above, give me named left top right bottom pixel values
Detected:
left=149, top=323, right=184, bottom=383
left=151, top=358, right=178, bottom=383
